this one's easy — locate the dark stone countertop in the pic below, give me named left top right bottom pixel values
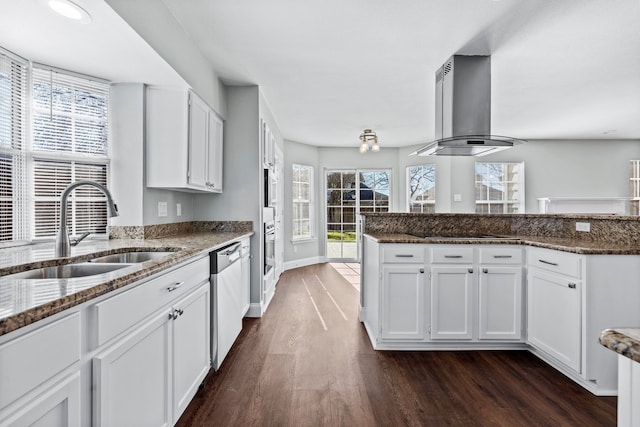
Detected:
left=0, top=231, right=253, bottom=337
left=599, top=329, right=640, bottom=363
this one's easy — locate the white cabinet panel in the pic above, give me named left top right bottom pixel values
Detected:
left=207, top=112, right=224, bottom=192
left=381, top=265, right=425, bottom=340
left=528, top=268, right=581, bottom=372
left=172, top=284, right=210, bottom=423
left=93, top=311, right=171, bottom=427
left=0, top=373, right=81, bottom=427
left=0, top=313, right=80, bottom=408
left=478, top=266, right=522, bottom=340
left=430, top=266, right=473, bottom=340
left=187, top=92, right=209, bottom=189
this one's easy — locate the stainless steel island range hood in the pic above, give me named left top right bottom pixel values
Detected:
left=413, top=55, right=525, bottom=156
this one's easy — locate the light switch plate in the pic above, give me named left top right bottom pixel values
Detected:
left=158, top=202, right=168, bottom=217
left=576, top=222, right=590, bottom=232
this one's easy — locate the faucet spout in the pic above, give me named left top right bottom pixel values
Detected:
left=55, top=180, right=118, bottom=257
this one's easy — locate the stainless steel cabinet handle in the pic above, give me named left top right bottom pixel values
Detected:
left=168, top=310, right=178, bottom=320
left=493, top=255, right=512, bottom=259
left=167, top=281, right=185, bottom=292
left=539, top=259, right=558, bottom=266
left=568, top=283, right=577, bottom=289
left=468, top=268, right=473, bottom=274
left=177, top=308, right=184, bottom=316
left=482, top=268, right=488, bottom=273
left=395, top=254, right=414, bottom=258
left=445, top=255, right=463, bottom=259
left=419, top=268, right=424, bottom=273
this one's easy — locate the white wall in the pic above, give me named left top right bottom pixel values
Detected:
left=105, top=0, right=226, bottom=118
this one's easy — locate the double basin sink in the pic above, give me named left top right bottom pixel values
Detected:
left=6, top=251, right=176, bottom=280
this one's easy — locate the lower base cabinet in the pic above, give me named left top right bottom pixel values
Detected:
left=93, top=282, right=210, bottom=426
left=0, top=373, right=81, bottom=427
left=380, top=265, right=425, bottom=340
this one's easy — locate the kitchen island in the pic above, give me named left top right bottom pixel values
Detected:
left=600, top=328, right=640, bottom=426
left=360, top=213, right=640, bottom=396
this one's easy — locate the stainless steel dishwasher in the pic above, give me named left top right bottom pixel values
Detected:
left=210, top=242, right=243, bottom=370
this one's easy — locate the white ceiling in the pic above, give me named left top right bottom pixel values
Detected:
left=1, top=0, right=639, bottom=148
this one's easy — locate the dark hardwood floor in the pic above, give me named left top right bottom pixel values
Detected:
left=177, top=263, right=616, bottom=426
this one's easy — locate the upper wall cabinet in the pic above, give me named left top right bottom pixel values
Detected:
left=146, top=87, right=223, bottom=193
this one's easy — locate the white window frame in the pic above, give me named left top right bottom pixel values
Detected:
left=475, top=161, right=525, bottom=214
left=292, top=163, right=314, bottom=242
left=406, top=164, right=436, bottom=213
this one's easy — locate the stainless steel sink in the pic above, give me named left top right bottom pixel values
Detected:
left=7, top=263, right=133, bottom=280
left=88, top=251, right=174, bottom=264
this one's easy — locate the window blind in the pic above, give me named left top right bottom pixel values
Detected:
left=30, top=66, right=110, bottom=240
left=0, top=48, right=28, bottom=242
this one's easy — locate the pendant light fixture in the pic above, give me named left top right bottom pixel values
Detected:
left=359, top=129, right=380, bottom=153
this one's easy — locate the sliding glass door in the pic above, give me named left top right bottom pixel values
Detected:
left=325, top=169, right=391, bottom=261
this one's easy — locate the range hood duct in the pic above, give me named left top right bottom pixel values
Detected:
left=413, top=55, right=525, bottom=156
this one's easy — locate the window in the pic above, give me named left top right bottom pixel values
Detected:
left=407, top=164, right=435, bottom=213
left=0, top=45, right=110, bottom=243
left=631, top=160, right=640, bottom=215
left=475, top=162, right=524, bottom=213
left=0, top=49, right=28, bottom=242
left=292, top=164, right=314, bottom=240
left=31, top=67, right=110, bottom=239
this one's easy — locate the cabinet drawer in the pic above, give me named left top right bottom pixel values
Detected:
left=527, top=247, right=582, bottom=278
left=93, top=256, right=209, bottom=347
left=479, top=247, right=523, bottom=264
left=431, top=246, right=474, bottom=264
left=381, top=245, right=426, bottom=263
left=0, top=313, right=80, bottom=408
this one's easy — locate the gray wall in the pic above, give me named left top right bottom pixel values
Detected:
left=399, top=139, right=640, bottom=213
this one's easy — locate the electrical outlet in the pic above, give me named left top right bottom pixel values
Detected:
left=158, top=202, right=168, bottom=217
left=453, top=194, right=462, bottom=202
left=176, top=203, right=182, bottom=217
left=576, top=222, right=590, bottom=232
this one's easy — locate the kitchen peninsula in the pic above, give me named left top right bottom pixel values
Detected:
left=360, top=212, right=640, bottom=396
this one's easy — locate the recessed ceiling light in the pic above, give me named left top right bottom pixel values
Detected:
left=47, top=0, right=92, bottom=23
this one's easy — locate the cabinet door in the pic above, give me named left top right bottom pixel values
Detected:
left=207, top=112, right=223, bottom=192
left=527, top=268, right=581, bottom=372
left=430, top=266, right=473, bottom=340
left=188, top=91, right=209, bottom=189
left=380, top=265, right=425, bottom=340
left=0, top=373, right=81, bottom=427
left=93, top=311, right=171, bottom=427
left=478, top=266, right=522, bottom=340
left=172, top=283, right=210, bottom=423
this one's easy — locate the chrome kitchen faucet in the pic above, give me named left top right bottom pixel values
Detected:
left=55, top=180, right=119, bottom=257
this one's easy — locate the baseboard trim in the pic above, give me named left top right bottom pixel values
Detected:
left=284, top=256, right=326, bottom=271
left=245, top=303, right=264, bottom=318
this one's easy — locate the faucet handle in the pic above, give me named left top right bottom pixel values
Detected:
left=70, top=232, right=91, bottom=247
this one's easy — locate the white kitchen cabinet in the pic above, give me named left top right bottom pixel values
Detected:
left=478, top=266, right=523, bottom=340
left=92, top=254, right=210, bottom=426
left=93, top=309, right=172, bottom=427
left=527, top=254, right=582, bottom=373
left=240, top=238, right=251, bottom=316
left=146, top=86, right=223, bottom=193
left=262, top=120, right=275, bottom=170
left=380, top=265, right=425, bottom=340
left=430, top=266, right=474, bottom=340
left=478, top=246, right=523, bottom=341
left=0, top=372, right=81, bottom=427
left=171, top=284, right=210, bottom=423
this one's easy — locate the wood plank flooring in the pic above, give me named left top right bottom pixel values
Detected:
left=177, top=263, right=616, bottom=426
